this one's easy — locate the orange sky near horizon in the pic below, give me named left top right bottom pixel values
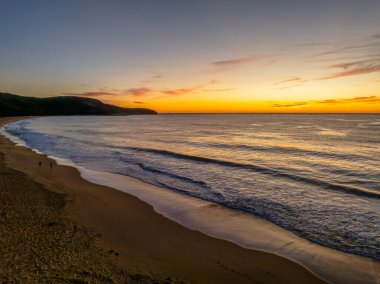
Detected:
left=73, top=33, right=380, bottom=114
left=109, top=97, right=380, bottom=113
left=99, top=68, right=380, bottom=113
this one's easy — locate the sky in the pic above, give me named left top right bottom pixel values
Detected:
left=0, top=0, right=380, bottom=113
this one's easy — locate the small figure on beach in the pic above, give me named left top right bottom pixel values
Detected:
left=38, top=161, right=42, bottom=168
left=50, top=161, right=53, bottom=172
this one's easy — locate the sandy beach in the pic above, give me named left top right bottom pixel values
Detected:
left=0, top=117, right=326, bottom=283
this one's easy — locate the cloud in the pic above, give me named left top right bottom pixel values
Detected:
left=287, top=41, right=331, bottom=49
left=309, top=41, right=380, bottom=60
left=272, top=102, right=308, bottom=108
left=208, top=54, right=277, bottom=72
left=62, top=91, right=120, bottom=97
left=202, top=88, right=235, bottom=92
left=63, top=88, right=152, bottom=98
left=274, top=76, right=307, bottom=85
left=265, top=57, right=278, bottom=65
left=318, top=96, right=380, bottom=104
left=327, top=59, right=373, bottom=70
left=209, top=79, right=221, bottom=84
left=124, top=87, right=151, bottom=96
left=319, top=63, right=380, bottom=80
left=273, top=58, right=380, bottom=85
left=213, top=55, right=259, bottom=67
left=272, top=96, right=380, bottom=108
left=281, top=38, right=380, bottom=82
left=159, top=83, right=234, bottom=98
left=141, top=73, right=163, bottom=83
left=133, top=101, right=144, bottom=104
left=65, top=80, right=233, bottom=101
left=272, top=76, right=308, bottom=89
left=152, top=74, right=162, bottom=79
left=153, top=87, right=200, bottom=99
left=305, top=35, right=380, bottom=80
left=160, top=87, right=200, bottom=96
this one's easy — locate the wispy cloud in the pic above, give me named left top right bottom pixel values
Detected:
left=319, top=63, right=380, bottom=80
left=133, top=101, right=144, bottom=104
left=141, top=73, right=163, bottom=83
left=293, top=33, right=380, bottom=82
left=213, top=55, right=259, bottom=67
left=207, top=54, right=277, bottom=72
left=124, top=87, right=151, bottom=96
left=202, top=88, right=235, bottom=92
left=272, top=34, right=380, bottom=85
left=160, top=87, right=200, bottom=97
left=158, top=79, right=234, bottom=98
left=272, top=102, right=308, bottom=108
left=63, top=81, right=233, bottom=101
left=327, top=59, right=373, bottom=70
left=272, top=96, right=380, bottom=108
left=64, top=87, right=152, bottom=98
left=286, top=41, right=331, bottom=49
left=209, top=79, right=221, bottom=84
left=273, top=76, right=308, bottom=89
left=309, top=41, right=380, bottom=60
left=62, top=91, right=120, bottom=97
left=318, top=96, right=380, bottom=104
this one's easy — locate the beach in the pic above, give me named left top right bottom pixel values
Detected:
left=0, top=117, right=326, bottom=283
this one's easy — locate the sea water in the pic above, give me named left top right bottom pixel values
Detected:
left=3, top=114, right=380, bottom=261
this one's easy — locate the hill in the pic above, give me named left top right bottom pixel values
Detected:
left=0, top=93, right=157, bottom=116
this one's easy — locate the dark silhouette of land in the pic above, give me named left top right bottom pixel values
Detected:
left=0, top=93, right=157, bottom=116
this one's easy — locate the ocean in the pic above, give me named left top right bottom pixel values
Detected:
left=3, top=114, right=380, bottom=261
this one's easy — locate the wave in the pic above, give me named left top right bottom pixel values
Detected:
left=155, top=139, right=374, bottom=162
left=317, top=128, right=349, bottom=137
left=203, top=141, right=372, bottom=161
left=121, top=146, right=380, bottom=199
left=120, top=157, right=210, bottom=189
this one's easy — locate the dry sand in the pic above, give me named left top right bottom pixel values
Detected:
left=0, top=117, right=325, bottom=284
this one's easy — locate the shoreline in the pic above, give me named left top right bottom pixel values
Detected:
left=1, top=116, right=378, bottom=283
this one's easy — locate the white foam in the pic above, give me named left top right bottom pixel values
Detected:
left=1, top=124, right=379, bottom=284
left=318, top=128, right=349, bottom=137
left=360, top=121, right=380, bottom=127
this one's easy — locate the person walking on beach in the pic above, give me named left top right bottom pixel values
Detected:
left=50, top=161, right=53, bottom=173
left=38, top=160, right=42, bottom=173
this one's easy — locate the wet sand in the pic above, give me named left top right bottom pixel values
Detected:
left=0, top=117, right=325, bottom=283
